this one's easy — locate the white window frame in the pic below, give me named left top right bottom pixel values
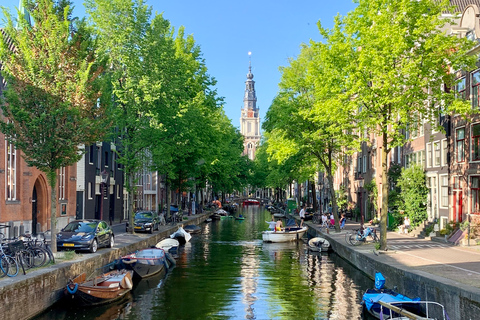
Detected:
left=426, top=143, right=432, bottom=168
left=441, top=139, right=447, bottom=167
left=88, top=182, right=93, bottom=199
left=434, top=141, right=441, bottom=167
left=6, top=140, right=16, bottom=201
left=440, top=175, right=448, bottom=208
left=58, top=167, right=65, bottom=200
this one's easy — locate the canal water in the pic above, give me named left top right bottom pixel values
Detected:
left=36, top=206, right=374, bottom=320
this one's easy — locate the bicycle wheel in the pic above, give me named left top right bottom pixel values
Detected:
left=345, top=231, right=353, bottom=245
left=18, top=250, right=34, bottom=269
left=312, top=215, right=319, bottom=224
left=349, top=233, right=363, bottom=246
left=1, top=255, right=19, bottom=277
left=31, top=247, right=47, bottom=267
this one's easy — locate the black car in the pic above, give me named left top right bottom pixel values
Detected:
left=127, top=211, right=160, bottom=233
left=57, top=219, right=114, bottom=253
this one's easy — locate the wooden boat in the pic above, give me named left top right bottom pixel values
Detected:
left=156, top=238, right=180, bottom=254
left=65, top=269, right=133, bottom=306
left=262, top=226, right=308, bottom=243
left=184, top=224, right=201, bottom=234
left=243, top=199, right=260, bottom=205
left=307, top=237, right=331, bottom=252
left=121, top=248, right=167, bottom=278
left=170, top=227, right=192, bottom=245
left=215, top=209, right=228, bottom=216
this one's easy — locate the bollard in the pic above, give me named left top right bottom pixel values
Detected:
left=20, top=224, right=25, bottom=236
left=13, top=225, right=19, bottom=238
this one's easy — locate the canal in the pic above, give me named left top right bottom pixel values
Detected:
left=36, top=206, right=374, bottom=319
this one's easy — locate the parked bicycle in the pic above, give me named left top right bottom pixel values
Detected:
left=0, top=233, right=19, bottom=277
left=346, top=227, right=379, bottom=246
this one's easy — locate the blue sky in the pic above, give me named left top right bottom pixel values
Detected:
left=1, top=0, right=357, bottom=129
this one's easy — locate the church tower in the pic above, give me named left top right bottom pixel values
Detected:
left=240, top=59, right=261, bottom=160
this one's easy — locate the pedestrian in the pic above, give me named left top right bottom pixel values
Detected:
left=330, top=213, right=335, bottom=228
left=266, top=216, right=277, bottom=231
left=321, top=213, right=328, bottom=228
left=299, top=205, right=306, bottom=227
left=404, top=216, right=411, bottom=234
left=340, top=214, right=346, bottom=229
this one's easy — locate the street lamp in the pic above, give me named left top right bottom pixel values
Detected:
left=100, top=169, right=109, bottom=221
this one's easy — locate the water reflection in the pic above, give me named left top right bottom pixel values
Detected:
left=36, top=206, right=372, bottom=320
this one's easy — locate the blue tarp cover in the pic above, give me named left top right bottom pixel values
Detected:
left=363, top=292, right=418, bottom=311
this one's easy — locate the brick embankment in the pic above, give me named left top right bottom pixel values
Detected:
left=0, top=212, right=210, bottom=320
left=299, top=217, right=480, bottom=320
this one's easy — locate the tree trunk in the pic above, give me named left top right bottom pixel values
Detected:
left=327, top=172, right=341, bottom=232
left=128, top=173, right=135, bottom=234
left=380, top=131, right=389, bottom=250
left=47, top=170, right=57, bottom=253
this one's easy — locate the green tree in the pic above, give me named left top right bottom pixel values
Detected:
left=263, top=19, right=358, bottom=231
left=0, top=0, right=106, bottom=251
left=396, top=165, right=428, bottom=227
left=342, top=0, right=476, bottom=249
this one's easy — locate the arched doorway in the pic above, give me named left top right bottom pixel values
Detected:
left=32, top=176, right=48, bottom=234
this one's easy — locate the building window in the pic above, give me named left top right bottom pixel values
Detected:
left=89, top=145, right=94, bottom=164
left=426, top=143, right=432, bottom=168
left=472, top=70, right=480, bottom=108
left=456, top=128, right=465, bottom=163
left=434, top=142, right=440, bottom=167
left=441, top=139, right=447, bottom=167
left=363, top=155, right=367, bottom=173
left=440, top=175, right=448, bottom=208
left=58, top=167, right=65, bottom=200
left=472, top=176, right=480, bottom=214
left=117, top=184, right=120, bottom=199
left=472, top=124, right=480, bottom=161
left=6, top=141, right=16, bottom=201
left=104, top=151, right=109, bottom=168
left=456, top=76, right=466, bottom=99
left=88, top=182, right=93, bottom=199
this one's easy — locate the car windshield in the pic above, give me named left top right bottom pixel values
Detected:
left=63, top=221, right=97, bottom=233
left=135, top=212, right=153, bottom=219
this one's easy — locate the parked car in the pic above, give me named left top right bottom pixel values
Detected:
left=57, top=219, right=114, bottom=253
left=126, top=211, right=160, bottom=233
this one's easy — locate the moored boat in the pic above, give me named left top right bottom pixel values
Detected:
left=184, top=224, right=201, bottom=234
left=156, top=238, right=180, bottom=254
left=170, top=227, right=192, bottom=245
left=121, top=248, right=167, bottom=279
left=65, top=269, right=133, bottom=306
left=262, top=226, right=308, bottom=243
left=362, top=273, right=425, bottom=319
left=243, top=199, right=260, bottom=205
left=307, top=237, right=331, bottom=252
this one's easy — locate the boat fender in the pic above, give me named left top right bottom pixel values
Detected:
left=66, top=283, right=78, bottom=294
left=122, top=276, right=133, bottom=289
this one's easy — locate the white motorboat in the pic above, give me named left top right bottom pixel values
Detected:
left=169, top=227, right=192, bottom=245
left=308, top=237, right=331, bottom=252
left=262, top=226, right=308, bottom=243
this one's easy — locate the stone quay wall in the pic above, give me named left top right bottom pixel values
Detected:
left=0, top=213, right=208, bottom=320
left=306, top=227, right=480, bottom=320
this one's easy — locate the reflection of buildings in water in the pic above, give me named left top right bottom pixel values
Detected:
left=304, top=253, right=363, bottom=319
left=202, top=223, right=211, bottom=262
left=240, top=245, right=260, bottom=320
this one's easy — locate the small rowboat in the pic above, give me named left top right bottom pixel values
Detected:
left=121, top=248, right=167, bottom=278
left=156, top=238, right=180, bottom=255
left=65, top=269, right=133, bottom=306
left=307, top=237, right=331, bottom=252
left=262, top=226, right=308, bottom=243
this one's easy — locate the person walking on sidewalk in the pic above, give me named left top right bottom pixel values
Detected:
left=299, top=205, right=306, bottom=227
